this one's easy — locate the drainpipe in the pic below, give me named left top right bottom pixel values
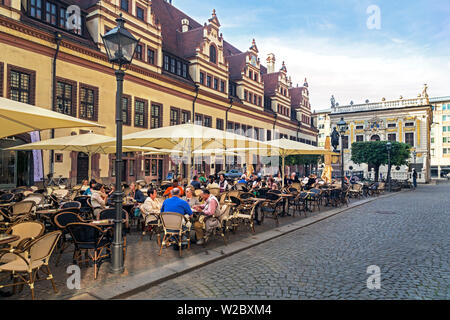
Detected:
left=224, top=97, right=233, bottom=171
left=189, top=83, right=199, bottom=180
left=192, top=83, right=199, bottom=122
left=50, top=32, right=62, bottom=179
left=273, top=112, right=278, bottom=138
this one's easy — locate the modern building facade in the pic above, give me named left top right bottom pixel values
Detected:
left=327, top=87, right=433, bottom=183
left=429, top=96, right=450, bottom=178
left=0, top=0, right=317, bottom=188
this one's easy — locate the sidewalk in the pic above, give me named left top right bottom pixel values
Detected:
left=1, top=190, right=408, bottom=300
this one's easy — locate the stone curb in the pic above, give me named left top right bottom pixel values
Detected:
left=70, top=190, right=408, bottom=300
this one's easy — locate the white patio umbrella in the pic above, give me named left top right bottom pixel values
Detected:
left=0, top=97, right=103, bottom=138
left=104, top=123, right=268, bottom=182
left=230, top=138, right=338, bottom=186
left=7, top=133, right=178, bottom=180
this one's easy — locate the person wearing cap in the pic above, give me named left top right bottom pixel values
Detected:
left=192, top=189, right=221, bottom=245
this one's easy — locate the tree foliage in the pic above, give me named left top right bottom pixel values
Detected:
left=351, top=141, right=411, bottom=181
left=284, top=154, right=323, bottom=166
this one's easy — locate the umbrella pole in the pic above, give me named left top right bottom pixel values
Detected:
left=282, top=156, right=285, bottom=187
left=88, top=153, right=92, bottom=181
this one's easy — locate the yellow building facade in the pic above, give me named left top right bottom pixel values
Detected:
left=0, top=0, right=317, bottom=187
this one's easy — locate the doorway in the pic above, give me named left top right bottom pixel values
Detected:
left=76, top=152, right=89, bottom=184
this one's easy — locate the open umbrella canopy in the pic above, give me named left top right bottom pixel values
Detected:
left=192, top=148, right=240, bottom=156
left=0, top=97, right=103, bottom=139
left=107, top=123, right=268, bottom=180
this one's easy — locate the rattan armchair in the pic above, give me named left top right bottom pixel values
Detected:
left=159, top=212, right=190, bottom=257
left=0, top=231, right=62, bottom=300
left=260, top=192, right=283, bottom=227
left=65, top=223, right=112, bottom=279
left=53, top=212, right=86, bottom=266
left=0, top=201, right=36, bottom=230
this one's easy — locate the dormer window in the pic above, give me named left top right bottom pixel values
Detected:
left=209, top=45, right=217, bottom=64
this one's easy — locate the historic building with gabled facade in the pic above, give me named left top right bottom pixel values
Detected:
left=0, top=0, right=317, bottom=187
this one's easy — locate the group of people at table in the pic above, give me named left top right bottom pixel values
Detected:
left=76, top=171, right=332, bottom=249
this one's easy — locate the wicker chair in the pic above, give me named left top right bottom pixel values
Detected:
left=0, top=201, right=36, bottom=228
left=308, top=188, right=322, bottom=212
left=207, top=187, right=221, bottom=198
left=65, top=223, right=112, bottom=280
left=99, top=208, right=128, bottom=260
left=260, top=192, right=283, bottom=227
left=349, top=183, right=363, bottom=199
left=74, top=196, right=93, bottom=220
left=0, top=193, right=15, bottom=204
left=53, top=212, right=86, bottom=266
left=293, top=192, right=308, bottom=217
left=159, top=213, right=190, bottom=257
left=232, top=201, right=258, bottom=234
left=0, top=231, right=62, bottom=300
left=0, top=221, right=45, bottom=264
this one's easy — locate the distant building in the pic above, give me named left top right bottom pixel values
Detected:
left=429, top=96, right=450, bottom=178
left=312, top=109, right=331, bottom=147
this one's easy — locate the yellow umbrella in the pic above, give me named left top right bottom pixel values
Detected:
left=7, top=133, right=174, bottom=180
left=104, top=123, right=268, bottom=182
left=0, top=97, right=103, bottom=138
left=230, top=138, right=338, bottom=186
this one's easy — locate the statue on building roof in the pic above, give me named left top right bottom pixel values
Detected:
left=422, top=84, right=429, bottom=104
left=330, top=95, right=336, bottom=108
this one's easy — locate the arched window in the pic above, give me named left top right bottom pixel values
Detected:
left=209, top=45, right=217, bottom=64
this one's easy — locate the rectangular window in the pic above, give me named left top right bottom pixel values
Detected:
left=431, top=138, right=434, bottom=144
left=170, top=57, right=176, bottom=73
left=182, top=64, right=187, bottom=78
left=45, top=2, right=57, bottom=26
left=444, top=137, right=447, bottom=143
left=388, top=133, right=396, bottom=141
left=120, top=95, right=131, bottom=126
left=195, top=113, right=203, bottom=126
left=258, top=96, right=261, bottom=106
left=181, top=110, right=190, bottom=124
left=203, top=116, right=212, bottom=128
left=356, top=125, right=364, bottom=130
left=249, top=70, right=253, bottom=79
left=387, top=123, right=396, bottom=128
left=199, top=72, right=205, bottom=85
left=234, top=123, right=241, bottom=135
left=176, top=60, right=182, bottom=76
left=356, top=135, right=364, bottom=142
left=170, top=108, right=180, bottom=126
left=135, top=44, right=143, bottom=60
left=206, top=75, right=212, bottom=88
left=214, top=78, right=218, bottom=90
left=59, top=7, right=66, bottom=29
left=144, top=159, right=151, bottom=176
left=405, top=122, right=414, bottom=127
left=55, top=153, right=63, bottom=163
left=444, top=127, right=447, bottom=132
left=246, top=126, right=253, bottom=139
left=342, top=136, right=349, bottom=149
left=79, top=86, right=97, bottom=121
left=244, top=90, right=248, bottom=101
left=267, top=130, right=272, bottom=141
left=30, top=0, right=43, bottom=19
left=56, top=81, right=74, bottom=116
left=136, top=6, right=145, bottom=21
left=151, top=104, right=161, bottom=128
left=134, top=99, right=147, bottom=128
left=249, top=92, right=252, bottom=103
left=120, top=0, right=129, bottom=12
left=216, top=118, right=224, bottom=130
left=151, top=159, right=157, bottom=176
left=220, top=80, right=225, bottom=93
left=444, top=148, right=447, bottom=154
left=164, top=55, right=169, bottom=71
left=226, top=121, right=233, bottom=132
left=443, top=115, right=447, bottom=121
left=405, top=132, right=414, bottom=147
left=147, top=48, right=155, bottom=65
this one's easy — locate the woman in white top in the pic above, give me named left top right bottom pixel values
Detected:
left=91, top=183, right=108, bottom=220
left=218, top=174, right=229, bottom=192
left=140, top=188, right=162, bottom=226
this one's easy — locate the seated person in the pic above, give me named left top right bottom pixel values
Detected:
left=80, top=179, right=89, bottom=192
left=128, top=182, right=146, bottom=203
left=90, top=183, right=108, bottom=220
left=160, top=188, right=193, bottom=249
left=218, top=174, right=229, bottom=192
left=163, top=179, right=185, bottom=198
left=192, top=189, right=221, bottom=245
left=182, top=186, right=200, bottom=208
left=83, top=179, right=97, bottom=196
left=190, top=176, right=201, bottom=190
left=237, top=174, right=247, bottom=184
left=140, top=188, right=162, bottom=229
left=206, top=176, right=219, bottom=189
left=304, top=175, right=317, bottom=190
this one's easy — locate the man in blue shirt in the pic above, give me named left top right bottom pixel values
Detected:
left=160, top=188, right=192, bottom=250
left=237, top=175, right=247, bottom=184
left=161, top=188, right=193, bottom=216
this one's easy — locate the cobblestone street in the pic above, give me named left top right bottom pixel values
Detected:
left=128, top=182, right=450, bottom=300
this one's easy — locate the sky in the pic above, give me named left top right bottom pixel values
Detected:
left=172, top=0, right=450, bottom=111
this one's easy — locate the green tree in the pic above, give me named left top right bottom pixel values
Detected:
left=351, top=141, right=411, bottom=182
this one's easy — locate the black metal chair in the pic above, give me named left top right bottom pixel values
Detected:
left=260, top=192, right=283, bottom=227
left=65, top=222, right=112, bottom=280
left=0, top=193, right=14, bottom=204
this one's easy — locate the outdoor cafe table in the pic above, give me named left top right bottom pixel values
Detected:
left=0, top=233, right=19, bottom=246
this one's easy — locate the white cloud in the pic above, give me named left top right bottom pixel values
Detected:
left=230, top=34, right=450, bottom=110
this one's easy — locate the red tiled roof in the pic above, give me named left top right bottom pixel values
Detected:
left=262, top=72, right=280, bottom=96
left=226, top=52, right=247, bottom=80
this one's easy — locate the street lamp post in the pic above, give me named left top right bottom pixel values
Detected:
left=102, top=14, right=139, bottom=274
left=386, top=142, right=392, bottom=192
left=337, top=117, right=347, bottom=189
